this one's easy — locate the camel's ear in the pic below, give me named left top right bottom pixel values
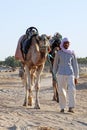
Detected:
left=36, top=35, right=41, bottom=41
left=38, top=36, right=41, bottom=40
left=47, top=35, right=52, bottom=40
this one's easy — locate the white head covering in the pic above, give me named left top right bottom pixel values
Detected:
left=60, top=37, right=75, bottom=55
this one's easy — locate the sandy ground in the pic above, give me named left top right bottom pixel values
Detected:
left=0, top=69, right=87, bottom=130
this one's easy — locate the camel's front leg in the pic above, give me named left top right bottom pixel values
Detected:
left=34, top=84, right=40, bottom=109
left=34, top=65, right=44, bottom=109
left=23, top=65, right=33, bottom=107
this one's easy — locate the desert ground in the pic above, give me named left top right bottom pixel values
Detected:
left=0, top=67, right=87, bottom=130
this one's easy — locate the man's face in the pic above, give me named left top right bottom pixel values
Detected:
left=63, top=41, right=70, bottom=49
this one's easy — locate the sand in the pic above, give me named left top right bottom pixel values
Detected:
left=0, top=69, right=87, bottom=130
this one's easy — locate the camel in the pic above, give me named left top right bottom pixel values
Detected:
left=18, top=33, right=50, bottom=109
left=48, top=32, right=62, bottom=102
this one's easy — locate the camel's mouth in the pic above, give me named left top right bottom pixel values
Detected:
left=40, top=45, right=48, bottom=50
left=39, top=45, right=49, bottom=53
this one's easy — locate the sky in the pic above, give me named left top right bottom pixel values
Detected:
left=0, top=0, right=87, bottom=61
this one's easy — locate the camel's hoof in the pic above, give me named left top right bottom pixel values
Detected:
left=52, top=95, right=56, bottom=101
left=52, top=96, right=59, bottom=103
left=23, top=102, right=27, bottom=106
left=34, top=105, right=40, bottom=109
left=23, top=101, right=32, bottom=107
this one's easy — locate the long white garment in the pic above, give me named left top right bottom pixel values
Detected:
left=57, top=74, right=76, bottom=109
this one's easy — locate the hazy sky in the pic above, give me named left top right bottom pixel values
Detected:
left=0, top=0, right=87, bottom=60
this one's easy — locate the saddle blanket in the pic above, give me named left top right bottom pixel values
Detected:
left=15, top=35, right=25, bottom=62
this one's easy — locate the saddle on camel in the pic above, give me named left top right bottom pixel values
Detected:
left=15, top=27, right=51, bottom=108
left=48, top=32, right=62, bottom=102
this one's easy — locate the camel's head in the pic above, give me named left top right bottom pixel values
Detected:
left=38, top=34, right=51, bottom=53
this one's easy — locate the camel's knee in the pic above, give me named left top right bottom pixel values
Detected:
left=29, top=88, right=32, bottom=93
left=35, top=84, right=40, bottom=91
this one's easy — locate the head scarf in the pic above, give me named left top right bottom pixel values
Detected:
left=60, top=37, right=75, bottom=55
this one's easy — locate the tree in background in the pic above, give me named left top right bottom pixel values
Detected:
left=4, top=56, right=21, bottom=67
left=77, top=57, right=87, bottom=64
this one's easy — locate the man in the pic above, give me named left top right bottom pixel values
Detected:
left=53, top=37, right=79, bottom=113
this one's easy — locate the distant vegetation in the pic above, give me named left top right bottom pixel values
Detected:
left=0, top=56, right=87, bottom=68
left=0, top=56, right=21, bottom=68
left=77, top=57, right=87, bottom=64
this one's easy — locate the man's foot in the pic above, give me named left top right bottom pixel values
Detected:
left=68, top=107, right=74, bottom=113
left=60, top=109, right=64, bottom=113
